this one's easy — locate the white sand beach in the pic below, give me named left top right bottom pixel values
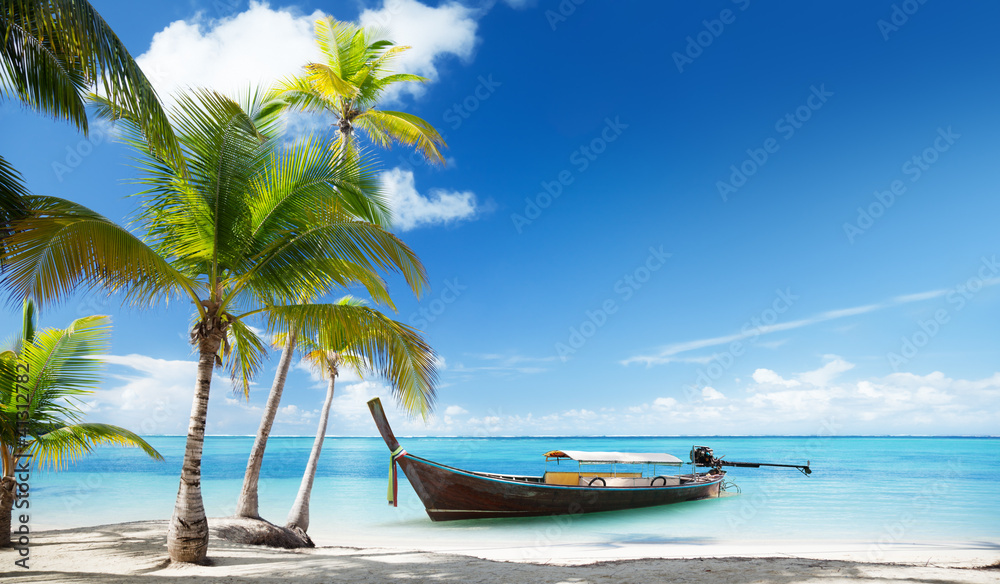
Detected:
left=2, top=520, right=996, bottom=583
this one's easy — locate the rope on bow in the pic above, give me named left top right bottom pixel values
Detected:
left=387, top=446, right=407, bottom=507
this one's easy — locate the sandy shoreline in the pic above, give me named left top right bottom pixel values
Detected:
left=2, top=520, right=997, bottom=583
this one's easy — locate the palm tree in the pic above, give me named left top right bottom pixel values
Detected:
left=0, top=0, right=183, bottom=221
left=0, top=88, right=428, bottom=563
left=234, top=17, right=450, bottom=521
left=278, top=17, right=447, bottom=164
left=285, top=296, right=435, bottom=533
left=0, top=299, right=162, bottom=547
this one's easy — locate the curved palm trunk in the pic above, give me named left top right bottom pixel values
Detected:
left=167, top=335, right=221, bottom=564
left=234, top=334, right=297, bottom=518
left=285, top=374, right=336, bottom=532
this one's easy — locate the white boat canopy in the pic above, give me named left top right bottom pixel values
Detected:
left=544, top=450, right=684, bottom=466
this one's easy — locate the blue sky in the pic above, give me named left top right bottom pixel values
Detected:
left=3, top=0, right=999, bottom=436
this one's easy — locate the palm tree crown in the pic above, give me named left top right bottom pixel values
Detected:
left=279, top=17, right=447, bottom=164
left=0, top=87, right=430, bottom=563
left=0, top=299, right=163, bottom=547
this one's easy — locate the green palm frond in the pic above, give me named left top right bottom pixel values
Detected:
left=224, top=318, right=268, bottom=398
left=0, top=154, right=29, bottom=212
left=273, top=75, right=334, bottom=116
left=0, top=301, right=161, bottom=474
left=236, top=220, right=428, bottom=305
left=304, top=62, right=358, bottom=102
left=267, top=300, right=437, bottom=417
left=0, top=154, right=30, bottom=265
left=0, top=195, right=198, bottom=309
left=20, top=297, right=35, bottom=343
left=355, top=109, right=445, bottom=164
left=245, top=134, right=390, bottom=233
left=29, top=422, right=163, bottom=470
left=1, top=0, right=184, bottom=172
left=15, top=314, right=110, bottom=427
left=1, top=1, right=89, bottom=129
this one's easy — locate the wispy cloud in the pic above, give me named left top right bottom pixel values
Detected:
left=450, top=353, right=558, bottom=375
left=622, top=283, right=999, bottom=367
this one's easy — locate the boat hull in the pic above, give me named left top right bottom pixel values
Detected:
left=398, top=455, right=724, bottom=521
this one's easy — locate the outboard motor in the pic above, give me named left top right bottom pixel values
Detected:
left=689, top=445, right=811, bottom=476
left=690, top=446, right=717, bottom=467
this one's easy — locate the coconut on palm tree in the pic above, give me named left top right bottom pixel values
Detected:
left=0, top=299, right=163, bottom=547
left=278, top=17, right=447, bottom=164
left=0, top=0, right=182, bottom=220
left=284, top=296, right=435, bottom=534
left=0, top=87, right=429, bottom=563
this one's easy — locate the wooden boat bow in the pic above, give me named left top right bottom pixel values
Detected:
left=368, top=397, right=407, bottom=506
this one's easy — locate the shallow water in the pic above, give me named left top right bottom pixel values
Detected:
left=28, top=436, right=999, bottom=550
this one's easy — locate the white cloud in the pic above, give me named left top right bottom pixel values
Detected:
left=798, top=356, right=854, bottom=386
left=136, top=2, right=323, bottom=103
left=752, top=368, right=800, bottom=388
left=702, top=386, right=726, bottom=401
left=137, top=0, right=481, bottom=105
left=381, top=167, right=478, bottom=230
left=652, top=397, right=678, bottom=410
left=84, top=353, right=1000, bottom=437
left=359, top=0, right=478, bottom=100
left=92, top=354, right=260, bottom=435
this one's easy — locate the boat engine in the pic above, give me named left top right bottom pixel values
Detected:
left=689, top=445, right=812, bottom=476
left=690, top=446, right=717, bottom=467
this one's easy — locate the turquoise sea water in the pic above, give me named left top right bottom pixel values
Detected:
left=27, top=436, right=999, bottom=550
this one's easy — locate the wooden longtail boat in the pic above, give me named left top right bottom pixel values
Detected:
left=368, top=398, right=811, bottom=521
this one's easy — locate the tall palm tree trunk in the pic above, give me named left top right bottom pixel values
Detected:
left=167, top=334, right=221, bottom=564
left=234, top=334, right=297, bottom=518
left=337, top=124, right=353, bottom=162
left=286, top=373, right=336, bottom=532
